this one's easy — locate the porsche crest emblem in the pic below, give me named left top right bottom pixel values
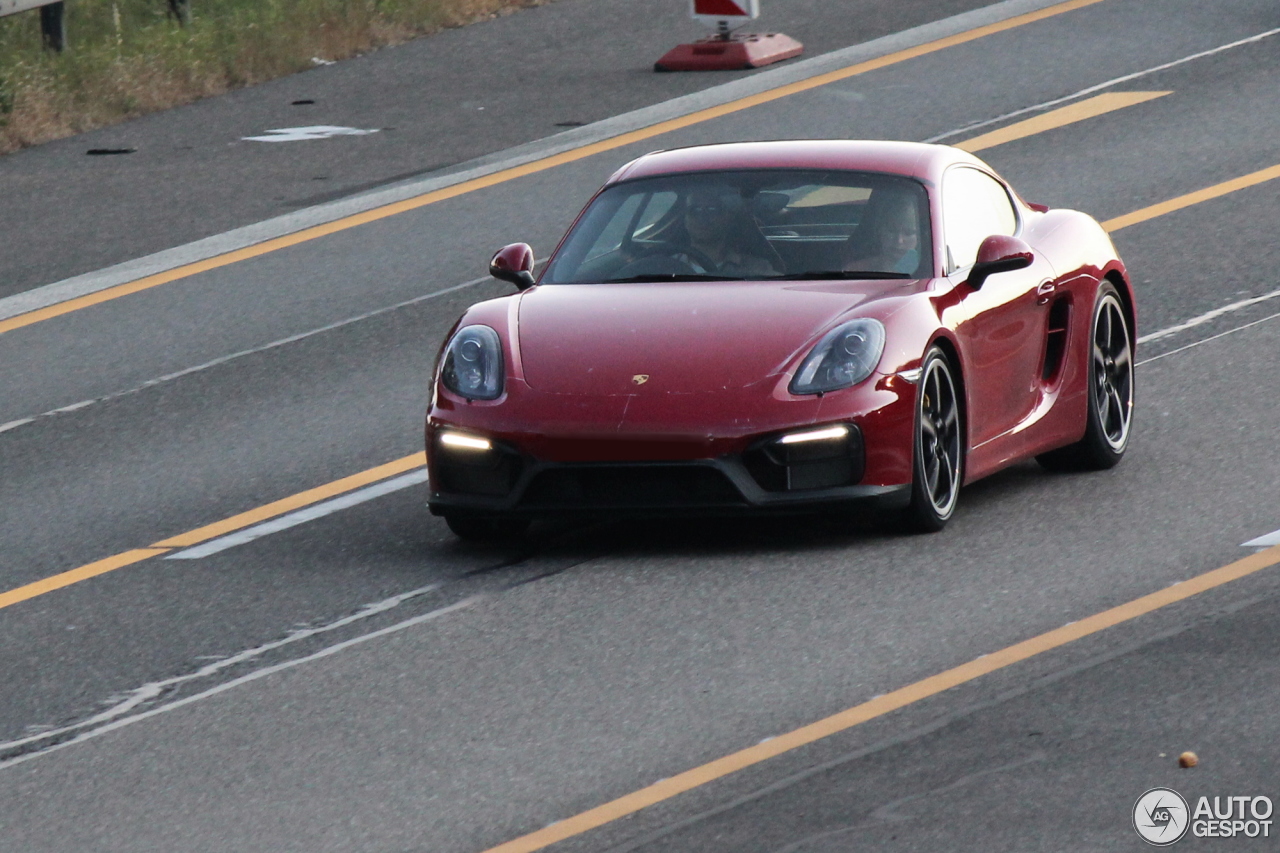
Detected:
left=632, top=374, right=650, bottom=385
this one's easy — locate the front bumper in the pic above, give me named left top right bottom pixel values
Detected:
left=426, top=423, right=911, bottom=518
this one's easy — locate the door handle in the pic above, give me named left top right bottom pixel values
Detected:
left=1035, top=281, right=1056, bottom=304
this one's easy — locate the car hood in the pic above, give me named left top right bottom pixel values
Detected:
left=516, top=281, right=905, bottom=395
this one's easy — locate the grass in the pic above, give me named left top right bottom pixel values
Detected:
left=0, top=0, right=546, bottom=154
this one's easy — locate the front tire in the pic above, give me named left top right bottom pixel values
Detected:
left=904, top=347, right=963, bottom=532
left=1037, top=283, right=1133, bottom=471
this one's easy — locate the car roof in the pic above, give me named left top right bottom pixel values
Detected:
left=608, top=140, right=984, bottom=187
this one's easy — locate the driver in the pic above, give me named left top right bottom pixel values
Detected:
left=672, top=185, right=780, bottom=278
left=845, top=192, right=922, bottom=276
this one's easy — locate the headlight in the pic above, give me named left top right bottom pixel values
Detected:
left=441, top=325, right=504, bottom=400
left=789, top=318, right=886, bottom=395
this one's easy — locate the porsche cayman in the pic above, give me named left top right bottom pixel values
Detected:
left=425, top=140, right=1135, bottom=539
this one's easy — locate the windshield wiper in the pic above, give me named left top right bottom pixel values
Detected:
left=766, top=270, right=913, bottom=281
left=602, top=274, right=747, bottom=283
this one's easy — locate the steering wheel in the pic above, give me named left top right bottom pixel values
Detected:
left=675, top=246, right=721, bottom=274
left=612, top=247, right=720, bottom=279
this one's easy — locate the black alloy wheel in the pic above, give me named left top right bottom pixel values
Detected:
left=905, top=347, right=963, bottom=532
left=1038, top=282, right=1134, bottom=471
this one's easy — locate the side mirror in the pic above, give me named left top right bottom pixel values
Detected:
left=967, top=234, right=1033, bottom=290
left=489, top=243, right=536, bottom=291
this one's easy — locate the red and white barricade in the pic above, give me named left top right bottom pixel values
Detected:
left=655, top=0, right=802, bottom=72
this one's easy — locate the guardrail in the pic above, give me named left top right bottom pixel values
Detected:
left=0, top=0, right=66, bottom=51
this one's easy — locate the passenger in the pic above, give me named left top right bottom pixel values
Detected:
left=672, top=185, right=781, bottom=278
left=845, top=192, right=922, bottom=276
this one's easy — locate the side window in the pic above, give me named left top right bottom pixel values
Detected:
left=941, top=168, right=1018, bottom=271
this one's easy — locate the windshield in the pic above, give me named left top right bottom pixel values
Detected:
left=542, top=169, right=932, bottom=284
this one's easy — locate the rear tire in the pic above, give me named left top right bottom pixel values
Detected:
left=444, top=514, right=530, bottom=543
left=1037, top=283, right=1133, bottom=471
left=903, top=347, right=963, bottom=533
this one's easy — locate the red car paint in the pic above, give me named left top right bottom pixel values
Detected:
left=426, top=141, right=1133, bottom=516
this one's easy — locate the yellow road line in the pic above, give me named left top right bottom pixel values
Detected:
left=0, top=549, right=170, bottom=611
left=152, top=452, right=425, bottom=548
left=957, top=91, right=1171, bottom=153
left=1103, top=163, right=1280, bottom=231
left=480, top=542, right=1280, bottom=853
left=0, top=453, right=426, bottom=614
left=0, top=0, right=1108, bottom=339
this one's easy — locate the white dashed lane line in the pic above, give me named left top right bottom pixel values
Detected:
left=0, top=581, right=444, bottom=761
left=0, top=272, right=496, bottom=436
left=1137, top=286, right=1280, bottom=345
left=164, top=469, right=429, bottom=560
left=923, top=26, right=1280, bottom=144
left=1244, top=529, right=1280, bottom=548
left=0, top=594, right=478, bottom=769
left=242, top=125, right=380, bottom=143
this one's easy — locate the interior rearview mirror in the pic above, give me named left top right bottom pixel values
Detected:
left=489, top=243, right=536, bottom=290
left=967, top=234, right=1034, bottom=290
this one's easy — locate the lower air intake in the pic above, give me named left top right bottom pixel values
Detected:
left=522, top=465, right=743, bottom=509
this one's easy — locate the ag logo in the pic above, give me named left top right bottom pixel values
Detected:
left=632, top=374, right=650, bottom=385
left=1134, top=788, right=1190, bottom=845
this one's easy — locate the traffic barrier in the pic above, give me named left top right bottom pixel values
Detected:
left=656, top=0, right=802, bottom=72
left=168, top=0, right=190, bottom=26
left=0, top=0, right=65, bottom=51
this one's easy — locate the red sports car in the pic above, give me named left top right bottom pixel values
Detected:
left=426, top=140, right=1135, bottom=539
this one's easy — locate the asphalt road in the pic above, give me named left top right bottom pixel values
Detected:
left=2, top=0, right=1280, bottom=850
